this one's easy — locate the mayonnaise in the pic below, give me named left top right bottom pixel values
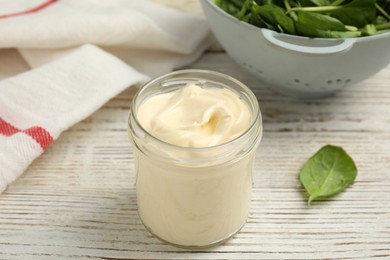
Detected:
left=128, top=70, right=262, bottom=248
left=137, top=82, right=252, bottom=148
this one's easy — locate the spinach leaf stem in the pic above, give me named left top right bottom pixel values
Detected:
left=237, top=0, right=252, bottom=20
left=284, top=0, right=298, bottom=21
left=375, top=22, right=390, bottom=30
left=288, top=5, right=342, bottom=13
left=375, top=3, right=390, bottom=21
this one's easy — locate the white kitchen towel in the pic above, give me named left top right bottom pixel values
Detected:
left=0, top=0, right=212, bottom=193
left=0, top=0, right=211, bottom=76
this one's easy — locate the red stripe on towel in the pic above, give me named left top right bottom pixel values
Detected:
left=0, top=0, right=58, bottom=19
left=0, top=117, right=53, bottom=150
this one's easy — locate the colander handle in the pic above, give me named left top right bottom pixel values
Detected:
left=261, top=29, right=356, bottom=54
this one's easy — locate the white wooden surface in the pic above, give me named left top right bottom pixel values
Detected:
left=1, top=51, right=389, bottom=260
left=1, top=1, right=390, bottom=259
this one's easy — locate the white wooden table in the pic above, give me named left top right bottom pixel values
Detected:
left=1, top=2, right=390, bottom=259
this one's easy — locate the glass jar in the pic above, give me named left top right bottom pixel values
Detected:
left=128, top=69, right=262, bottom=249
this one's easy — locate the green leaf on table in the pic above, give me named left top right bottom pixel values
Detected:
left=299, top=145, right=358, bottom=205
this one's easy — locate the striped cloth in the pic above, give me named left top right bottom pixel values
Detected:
left=0, top=0, right=211, bottom=193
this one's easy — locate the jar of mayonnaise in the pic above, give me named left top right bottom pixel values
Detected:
left=128, top=69, right=262, bottom=249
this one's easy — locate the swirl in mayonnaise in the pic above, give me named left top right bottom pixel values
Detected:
left=137, top=82, right=252, bottom=148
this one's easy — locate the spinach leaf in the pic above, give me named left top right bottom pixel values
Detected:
left=214, top=0, right=242, bottom=17
left=296, top=11, right=347, bottom=31
left=299, top=145, right=357, bottom=205
left=253, top=4, right=296, bottom=34
left=250, top=8, right=277, bottom=30
left=296, top=23, right=361, bottom=38
left=295, top=13, right=361, bottom=38
left=331, top=0, right=377, bottom=27
left=213, top=0, right=390, bottom=38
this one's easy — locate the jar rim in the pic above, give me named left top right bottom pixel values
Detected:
left=128, top=69, right=261, bottom=152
